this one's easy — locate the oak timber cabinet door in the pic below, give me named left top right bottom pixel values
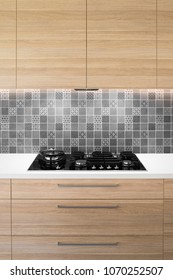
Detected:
left=87, top=0, right=156, bottom=88
left=0, top=0, right=16, bottom=88
left=158, top=0, right=173, bottom=88
left=17, top=0, right=86, bottom=88
left=0, top=180, right=11, bottom=260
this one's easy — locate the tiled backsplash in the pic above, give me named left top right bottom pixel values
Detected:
left=0, top=89, right=172, bottom=153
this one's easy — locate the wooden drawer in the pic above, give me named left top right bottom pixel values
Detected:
left=12, top=235, right=162, bottom=260
left=164, top=235, right=173, bottom=260
left=0, top=201, right=11, bottom=235
left=0, top=180, right=10, bottom=199
left=164, top=180, right=173, bottom=199
left=12, top=200, right=163, bottom=236
left=164, top=200, right=173, bottom=235
left=0, top=236, right=11, bottom=260
left=12, top=179, right=163, bottom=200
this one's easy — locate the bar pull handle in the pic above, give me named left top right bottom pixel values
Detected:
left=57, top=184, right=120, bottom=188
left=57, top=242, right=119, bottom=247
left=74, top=89, right=99, bottom=91
left=57, top=205, right=119, bottom=209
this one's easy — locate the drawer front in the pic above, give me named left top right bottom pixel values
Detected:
left=164, top=180, right=173, bottom=199
left=12, top=200, right=163, bottom=235
left=12, top=235, right=162, bottom=260
left=12, top=179, right=163, bottom=200
left=164, top=235, right=173, bottom=260
left=0, top=201, right=11, bottom=235
left=164, top=200, right=173, bottom=234
left=0, top=180, right=10, bottom=199
left=0, top=236, right=11, bottom=260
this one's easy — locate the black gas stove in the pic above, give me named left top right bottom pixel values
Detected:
left=28, top=149, right=146, bottom=171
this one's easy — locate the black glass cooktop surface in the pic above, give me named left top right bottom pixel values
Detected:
left=28, top=149, right=146, bottom=171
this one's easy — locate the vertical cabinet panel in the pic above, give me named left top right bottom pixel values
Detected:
left=17, top=0, right=86, bottom=88
left=87, top=0, right=156, bottom=88
left=158, top=0, right=173, bottom=88
left=0, top=0, right=16, bottom=88
left=0, top=179, right=11, bottom=259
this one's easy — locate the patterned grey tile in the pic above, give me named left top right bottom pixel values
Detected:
left=71, top=107, right=79, bottom=116
left=0, top=89, right=172, bottom=154
left=79, top=131, right=86, bottom=139
left=87, top=91, right=94, bottom=100
left=125, top=115, right=133, bottom=124
left=102, top=107, right=109, bottom=116
left=47, top=100, right=55, bottom=107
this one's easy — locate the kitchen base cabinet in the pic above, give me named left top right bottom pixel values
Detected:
left=12, top=179, right=163, bottom=260
left=164, top=236, right=173, bottom=259
left=12, top=236, right=162, bottom=260
left=0, top=237, right=11, bottom=260
left=12, top=179, right=163, bottom=200
left=12, top=200, right=163, bottom=236
left=0, top=179, right=11, bottom=260
left=164, top=180, right=173, bottom=259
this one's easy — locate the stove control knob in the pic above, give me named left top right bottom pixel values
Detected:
left=107, top=165, right=111, bottom=170
left=114, top=165, right=119, bottom=170
left=56, top=165, right=61, bottom=170
left=99, top=165, right=104, bottom=170
left=92, top=165, right=96, bottom=170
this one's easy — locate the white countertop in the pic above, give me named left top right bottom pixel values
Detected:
left=0, top=153, right=172, bottom=179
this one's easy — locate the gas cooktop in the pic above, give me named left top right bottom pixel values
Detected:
left=28, top=149, right=146, bottom=171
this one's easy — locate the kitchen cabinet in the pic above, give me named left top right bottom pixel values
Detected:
left=0, top=180, right=11, bottom=260
left=17, top=0, right=86, bottom=88
left=87, top=0, right=156, bottom=88
left=0, top=0, right=16, bottom=88
left=12, top=179, right=163, bottom=260
left=164, top=179, right=173, bottom=259
left=158, top=0, right=173, bottom=88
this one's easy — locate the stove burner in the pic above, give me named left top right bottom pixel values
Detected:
left=38, top=149, right=66, bottom=170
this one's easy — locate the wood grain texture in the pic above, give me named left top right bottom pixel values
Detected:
left=17, top=0, right=86, bottom=88
left=87, top=0, right=156, bottom=88
left=12, top=235, right=162, bottom=260
left=164, top=179, right=173, bottom=199
left=0, top=0, right=16, bottom=88
left=158, top=0, right=173, bottom=88
left=164, top=200, right=173, bottom=235
left=0, top=200, right=11, bottom=235
left=12, top=179, right=163, bottom=200
left=0, top=180, right=10, bottom=199
left=0, top=236, right=11, bottom=260
left=164, top=235, right=173, bottom=259
left=12, top=199, right=163, bottom=235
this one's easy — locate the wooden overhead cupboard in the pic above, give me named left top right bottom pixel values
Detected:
left=157, top=0, right=173, bottom=88
left=1, top=0, right=173, bottom=88
left=17, top=0, right=86, bottom=89
left=0, top=0, right=16, bottom=88
left=87, top=0, right=157, bottom=88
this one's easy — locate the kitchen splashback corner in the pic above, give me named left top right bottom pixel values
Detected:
left=0, top=89, right=172, bottom=154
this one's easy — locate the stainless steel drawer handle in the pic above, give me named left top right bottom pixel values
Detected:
left=57, top=184, right=119, bottom=188
left=57, top=242, right=119, bottom=247
left=57, top=205, right=119, bottom=209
